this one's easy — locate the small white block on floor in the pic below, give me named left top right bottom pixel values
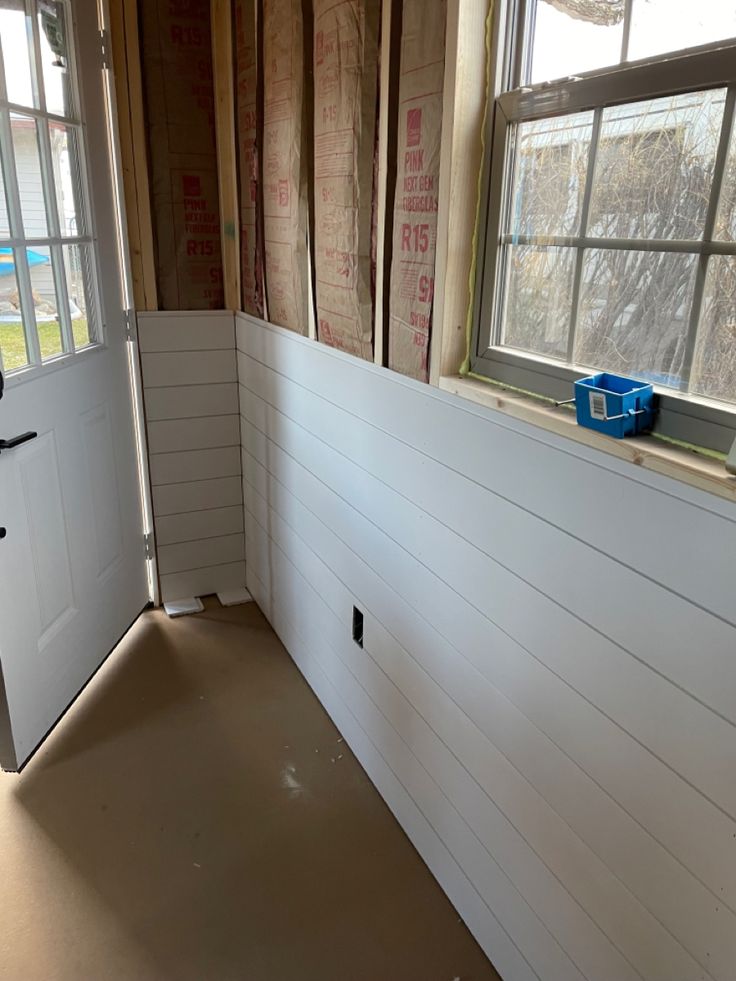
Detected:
left=217, top=588, right=252, bottom=607
left=164, top=597, right=204, bottom=618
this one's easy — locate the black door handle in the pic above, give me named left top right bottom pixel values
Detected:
left=0, top=431, right=37, bottom=453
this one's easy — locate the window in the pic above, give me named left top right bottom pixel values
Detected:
left=0, top=0, right=100, bottom=377
left=472, top=0, right=736, bottom=452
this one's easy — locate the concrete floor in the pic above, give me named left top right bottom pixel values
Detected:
left=0, top=597, right=500, bottom=981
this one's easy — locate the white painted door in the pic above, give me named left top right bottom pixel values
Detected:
left=0, top=0, right=150, bottom=769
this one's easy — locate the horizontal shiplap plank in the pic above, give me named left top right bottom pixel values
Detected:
left=152, top=476, right=243, bottom=516
left=155, top=506, right=244, bottom=546
left=142, top=350, right=237, bottom=388
left=244, top=565, right=537, bottom=981
left=144, top=383, right=240, bottom=422
left=240, top=390, right=736, bottom=826
left=236, top=314, right=736, bottom=625
left=244, top=455, right=729, bottom=981
left=137, top=314, right=235, bottom=352
left=238, top=351, right=736, bottom=728
left=150, top=446, right=241, bottom=487
left=157, top=533, right=245, bottom=576
left=159, top=560, right=245, bottom=603
left=147, top=415, right=240, bottom=454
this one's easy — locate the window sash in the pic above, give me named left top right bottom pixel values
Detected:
left=471, top=8, right=736, bottom=454
left=0, top=0, right=100, bottom=376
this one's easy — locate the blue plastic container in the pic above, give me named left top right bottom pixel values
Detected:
left=574, top=372, right=654, bottom=438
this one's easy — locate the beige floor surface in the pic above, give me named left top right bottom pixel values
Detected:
left=0, top=597, right=501, bottom=981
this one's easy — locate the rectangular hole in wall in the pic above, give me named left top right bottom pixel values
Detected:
left=352, top=605, right=364, bottom=648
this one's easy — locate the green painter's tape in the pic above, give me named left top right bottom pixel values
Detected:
left=460, top=0, right=494, bottom=377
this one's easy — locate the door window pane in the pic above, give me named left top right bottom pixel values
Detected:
left=690, top=256, right=736, bottom=403
left=529, top=0, right=624, bottom=84
left=0, top=2, right=36, bottom=108
left=38, top=1, right=74, bottom=118
left=0, top=251, right=29, bottom=371
left=29, top=244, right=62, bottom=360
left=11, top=114, right=49, bottom=237
left=575, top=249, right=697, bottom=386
left=0, top=156, right=10, bottom=236
left=629, top=0, right=736, bottom=62
left=501, top=245, right=575, bottom=359
left=62, top=243, right=96, bottom=348
left=49, top=122, right=86, bottom=235
left=508, top=112, right=594, bottom=238
left=588, top=91, right=724, bottom=241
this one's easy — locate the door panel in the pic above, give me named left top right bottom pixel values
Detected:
left=81, top=401, right=125, bottom=580
left=0, top=0, right=149, bottom=769
left=19, top=430, right=77, bottom=641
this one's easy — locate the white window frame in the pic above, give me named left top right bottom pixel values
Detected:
left=0, top=0, right=103, bottom=380
left=471, top=0, right=736, bottom=454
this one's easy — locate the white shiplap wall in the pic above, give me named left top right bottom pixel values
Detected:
left=236, top=312, right=736, bottom=981
left=138, top=311, right=245, bottom=603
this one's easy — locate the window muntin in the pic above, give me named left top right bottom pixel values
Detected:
left=473, top=1, right=736, bottom=452
left=0, top=0, right=100, bottom=377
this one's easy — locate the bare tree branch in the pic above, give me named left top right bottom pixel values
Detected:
left=545, top=0, right=625, bottom=27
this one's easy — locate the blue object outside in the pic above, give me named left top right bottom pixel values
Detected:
left=0, top=247, right=51, bottom=276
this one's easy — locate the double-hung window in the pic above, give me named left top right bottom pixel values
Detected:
left=472, top=0, right=736, bottom=452
left=0, top=0, right=100, bottom=377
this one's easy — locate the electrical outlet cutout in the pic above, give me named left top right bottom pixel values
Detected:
left=352, top=606, right=364, bottom=648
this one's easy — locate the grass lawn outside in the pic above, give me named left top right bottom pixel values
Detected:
left=0, top=319, right=91, bottom=372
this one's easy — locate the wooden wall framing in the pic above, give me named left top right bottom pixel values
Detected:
left=212, top=0, right=242, bottom=310
left=108, top=0, right=158, bottom=312
left=431, top=0, right=492, bottom=383
left=109, top=0, right=489, bottom=381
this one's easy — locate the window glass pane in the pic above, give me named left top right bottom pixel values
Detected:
left=21, top=243, right=63, bottom=361
left=11, top=114, right=49, bottom=236
left=27, top=243, right=62, bottom=360
left=0, top=2, right=36, bottom=108
left=508, top=112, right=594, bottom=238
left=629, top=0, right=736, bottom=62
left=0, top=249, right=29, bottom=370
left=529, top=0, right=624, bottom=84
left=714, top=123, right=736, bottom=242
left=501, top=245, right=575, bottom=359
left=690, top=256, right=736, bottom=403
left=62, top=243, right=97, bottom=348
left=575, top=249, right=697, bottom=386
left=588, top=90, right=724, bottom=241
left=38, top=1, right=74, bottom=118
left=49, top=122, right=86, bottom=235
left=0, top=154, right=10, bottom=236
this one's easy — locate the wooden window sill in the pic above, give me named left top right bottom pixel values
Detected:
left=439, top=375, right=736, bottom=504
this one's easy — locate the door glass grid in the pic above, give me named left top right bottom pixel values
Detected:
left=0, top=0, right=100, bottom=376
